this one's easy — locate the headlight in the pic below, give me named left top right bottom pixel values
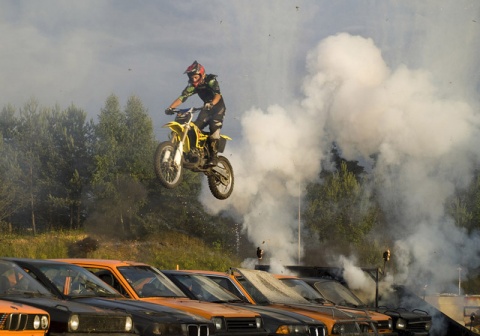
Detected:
left=332, top=324, right=345, bottom=335
left=212, top=317, right=224, bottom=330
left=276, top=325, right=309, bottom=334
left=255, top=317, right=263, bottom=329
left=125, top=316, right=133, bottom=332
left=425, top=321, right=432, bottom=331
left=395, top=318, right=406, bottom=330
left=33, top=315, right=40, bottom=329
left=41, top=315, right=49, bottom=330
left=388, top=319, right=393, bottom=329
left=69, top=314, right=80, bottom=331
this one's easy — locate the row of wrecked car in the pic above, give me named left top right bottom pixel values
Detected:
left=0, top=257, right=433, bottom=336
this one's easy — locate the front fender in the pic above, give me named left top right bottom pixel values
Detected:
left=162, top=121, right=185, bottom=136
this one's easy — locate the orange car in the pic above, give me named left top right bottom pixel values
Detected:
left=0, top=299, right=49, bottom=335
left=56, top=259, right=268, bottom=336
left=176, top=268, right=396, bottom=335
left=275, top=274, right=395, bottom=334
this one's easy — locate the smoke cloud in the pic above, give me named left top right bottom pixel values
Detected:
left=202, top=31, right=480, bottom=293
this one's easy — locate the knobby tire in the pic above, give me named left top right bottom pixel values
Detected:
left=154, top=141, right=183, bottom=189
left=208, top=156, right=234, bottom=200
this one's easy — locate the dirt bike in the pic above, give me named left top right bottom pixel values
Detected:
left=154, top=107, right=234, bottom=200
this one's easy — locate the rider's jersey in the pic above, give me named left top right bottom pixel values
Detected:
left=177, top=74, right=225, bottom=111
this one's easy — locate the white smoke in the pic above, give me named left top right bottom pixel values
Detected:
left=203, top=102, right=326, bottom=265
left=302, top=33, right=480, bottom=292
left=203, top=31, right=480, bottom=294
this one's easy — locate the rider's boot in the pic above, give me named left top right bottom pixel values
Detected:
left=207, top=139, right=219, bottom=166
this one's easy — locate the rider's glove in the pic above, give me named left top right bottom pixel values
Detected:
left=204, top=102, right=213, bottom=110
left=165, top=107, right=175, bottom=115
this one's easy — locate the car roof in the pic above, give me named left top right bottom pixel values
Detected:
left=3, top=257, right=71, bottom=265
left=53, top=258, right=149, bottom=267
left=164, top=269, right=227, bottom=275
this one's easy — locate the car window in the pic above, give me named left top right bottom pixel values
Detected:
left=117, top=266, right=185, bottom=298
left=171, top=273, right=241, bottom=302
left=281, top=278, right=325, bottom=302
left=0, top=260, right=52, bottom=297
left=37, top=263, right=121, bottom=297
left=235, top=269, right=309, bottom=305
left=208, top=276, right=249, bottom=302
left=314, top=280, right=364, bottom=307
left=80, top=267, right=131, bottom=298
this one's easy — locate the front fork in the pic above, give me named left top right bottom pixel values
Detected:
left=164, top=126, right=191, bottom=166
left=173, top=140, right=183, bottom=166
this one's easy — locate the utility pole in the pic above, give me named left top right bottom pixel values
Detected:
left=458, top=267, right=462, bottom=296
left=298, top=183, right=301, bottom=264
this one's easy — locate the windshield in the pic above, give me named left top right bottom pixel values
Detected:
left=313, top=280, right=365, bottom=307
left=38, top=263, right=121, bottom=298
left=0, top=260, right=52, bottom=297
left=118, top=266, right=186, bottom=298
left=169, top=273, right=242, bottom=302
left=280, top=278, right=327, bottom=303
left=235, top=268, right=310, bottom=305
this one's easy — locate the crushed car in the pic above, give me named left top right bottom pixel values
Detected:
left=3, top=257, right=216, bottom=336
left=57, top=258, right=269, bottom=336
left=162, top=269, right=328, bottom=336
left=180, top=268, right=383, bottom=335
left=0, top=259, right=135, bottom=335
left=276, top=275, right=396, bottom=334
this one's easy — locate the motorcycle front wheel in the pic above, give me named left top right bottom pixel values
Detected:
left=207, top=156, right=234, bottom=200
left=154, top=141, right=183, bottom=189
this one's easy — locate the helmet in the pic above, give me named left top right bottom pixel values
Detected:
left=184, top=60, right=205, bottom=76
left=184, top=61, right=205, bottom=87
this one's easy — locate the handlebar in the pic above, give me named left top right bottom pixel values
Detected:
left=172, top=107, right=203, bottom=113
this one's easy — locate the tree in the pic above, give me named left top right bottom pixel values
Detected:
left=123, top=95, right=156, bottom=181
left=0, top=133, right=26, bottom=231
left=449, top=170, right=480, bottom=234
left=304, top=161, right=379, bottom=259
left=44, top=105, right=93, bottom=230
left=13, top=99, right=49, bottom=234
left=88, top=94, right=156, bottom=238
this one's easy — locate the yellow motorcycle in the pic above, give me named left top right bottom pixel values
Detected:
left=154, top=107, right=234, bottom=200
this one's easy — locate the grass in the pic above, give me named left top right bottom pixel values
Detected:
left=0, top=230, right=241, bottom=272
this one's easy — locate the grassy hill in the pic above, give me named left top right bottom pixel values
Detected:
left=0, top=230, right=242, bottom=271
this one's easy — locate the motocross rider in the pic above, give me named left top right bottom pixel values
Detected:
left=165, top=61, right=226, bottom=166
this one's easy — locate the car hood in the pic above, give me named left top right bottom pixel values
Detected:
left=227, top=303, right=320, bottom=324
left=267, top=302, right=369, bottom=322
left=3, top=296, right=122, bottom=314
left=140, top=297, right=260, bottom=317
left=73, top=297, right=212, bottom=323
left=377, top=307, right=431, bottom=322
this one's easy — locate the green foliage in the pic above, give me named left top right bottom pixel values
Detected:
left=89, top=95, right=156, bottom=238
left=0, top=122, right=25, bottom=227
left=0, top=100, right=93, bottom=233
left=448, top=171, right=480, bottom=234
left=304, top=161, right=378, bottom=245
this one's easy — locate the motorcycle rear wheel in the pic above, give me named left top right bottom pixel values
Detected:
left=154, top=141, right=183, bottom=189
left=207, top=156, right=234, bottom=200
